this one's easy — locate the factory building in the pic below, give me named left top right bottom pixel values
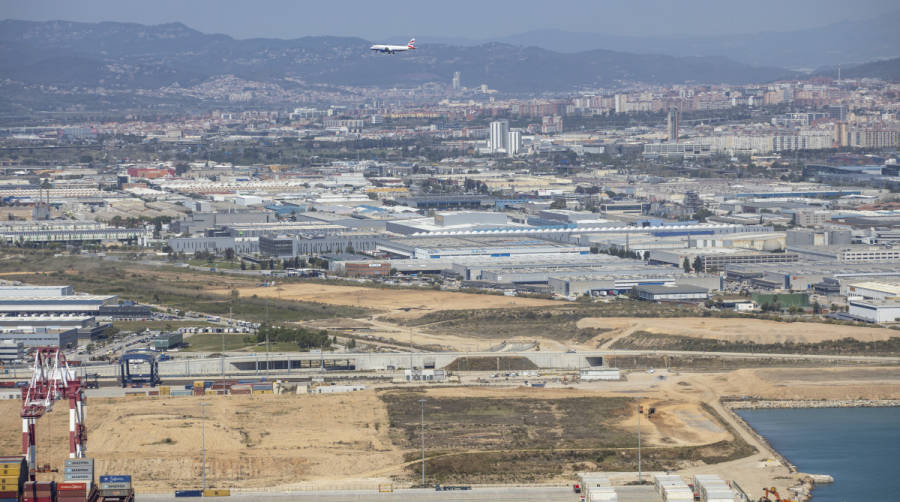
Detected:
left=0, top=329, right=79, bottom=349
left=398, top=195, right=494, bottom=210
left=846, top=282, right=900, bottom=301
left=329, top=261, right=392, bottom=277
left=259, top=233, right=379, bottom=257
left=548, top=273, right=720, bottom=297
left=786, top=229, right=852, bottom=247
left=788, top=246, right=900, bottom=263
left=0, top=221, right=151, bottom=246
left=171, top=209, right=274, bottom=235
left=690, top=232, right=786, bottom=251
left=0, top=340, right=24, bottom=362
left=0, top=315, right=108, bottom=341
left=847, top=300, right=900, bottom=323
left=649, top=249, right=799, bottom=272
left=633, top=284, right=709, bottom=302
left=225, top=222, right=345, bottom=238
left=0, top=296, right=117, bottom=315
left=167, top=236, right=259, bottom=255
left=376, top=235, right=589, bottom=259
left=0, top=285, right=73, bottom=297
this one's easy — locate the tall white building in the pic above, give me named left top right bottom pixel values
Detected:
left=452, top=72, right=461, bottom=90
left=489, top=120, right=509, bottom=153
left=507, top=130, right=522, bottom=156
left=614, top=94, right=627, bottom=114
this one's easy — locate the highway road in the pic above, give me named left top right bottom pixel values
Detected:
left=137, top=486, right=662, bottom=502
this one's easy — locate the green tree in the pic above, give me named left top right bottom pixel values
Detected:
left=692, top=256, right=703, bottom=273
left=683, top=257, right=691, bottom=273
left=550, top=198, right=567, bottom=209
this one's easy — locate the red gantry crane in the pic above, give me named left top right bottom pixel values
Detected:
left=20, top=347, right=87, bottom=479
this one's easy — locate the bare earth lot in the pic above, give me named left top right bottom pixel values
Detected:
left=0, top=391, right=402, bottom=492
left=0, top=368, right=897, bottom=498
left=576, top=317, right=898, bottom=345
left=229, top=283, right=558, bottom=316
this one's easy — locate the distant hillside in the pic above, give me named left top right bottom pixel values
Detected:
left=488, top=10, right=900, bottom=69
left=0, top=19, right=795, bottom=93
left=826, top=57, right=900, bottom=82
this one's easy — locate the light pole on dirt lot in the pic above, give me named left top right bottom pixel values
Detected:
left=419, top=398, right=427, bottom=487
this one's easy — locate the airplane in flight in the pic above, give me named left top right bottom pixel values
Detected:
left=370, top=38, right=416, bottom=54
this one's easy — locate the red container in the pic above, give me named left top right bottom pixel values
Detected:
left=57, top=483, right=86, bottom=491
left=0, top=490, right=18, bottom=497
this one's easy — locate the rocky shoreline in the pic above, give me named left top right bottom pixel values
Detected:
left=719, top=400, right=900, bottom=501
left=725, top=399, right=900, bottom=409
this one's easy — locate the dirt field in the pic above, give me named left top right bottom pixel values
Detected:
left=227, top=283, right=557, bottom=316
left=1, top=368, right=896, bottom=496
left=0, top=391, right=403, bottom=492
left=576, top=317, right=898, bottom=346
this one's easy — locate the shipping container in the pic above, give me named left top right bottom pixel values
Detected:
left=587, top=487, right=617, bottom=502
left=98, top=476, right=131, bottom=484
left=174, top=489, right=203, bottom=497
left=202, top=488, right=230, bottom=497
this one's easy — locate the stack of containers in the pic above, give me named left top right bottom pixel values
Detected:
left=0, top=456, right=27, bottom=502
left=22, top=481, right=55, bottom=502
left=587, top=486, right=617, bottom=502
left=170, top=388, right=193, bottom=397
left=251, top=383, right=273, bottom=395
left=192, top=382, right=205, bottom=396
left=579, top=474, right=616, bottom=502
left=691, top=474, right=736, bottom=502
left=64, top=458, right=94, bottom=497
left=159, top=385, right=171, bottom=397
left=57, top=482, right=89, bottom=502
left=653, top=474, right=693, bottom=502
left=98, top=475, right=132, bottom=499
left=230, top=384, right=251, bottom=395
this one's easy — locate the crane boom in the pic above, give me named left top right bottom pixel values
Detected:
left=20, top=347, right=87, bottom=479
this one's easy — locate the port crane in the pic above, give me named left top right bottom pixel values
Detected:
left=20, top=347, right=87, bottom=480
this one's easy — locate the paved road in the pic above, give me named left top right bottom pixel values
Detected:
left=137, top=486, right=661, bottom=502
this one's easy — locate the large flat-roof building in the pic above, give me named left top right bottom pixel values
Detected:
left=0, top=329, right=79, bottom=349
left=847, top=300, right=900, bottom=324
left=633, top=284, right=709, bottom=302
left=0, top=296, right=116, bottom=315
left=376, top=235, right=590, bottom=259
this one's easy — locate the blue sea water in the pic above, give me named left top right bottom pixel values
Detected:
left=737, top=407, right=900, bottom=502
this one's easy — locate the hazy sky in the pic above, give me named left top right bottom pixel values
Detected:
left=1, top=0, right=897, bottom=40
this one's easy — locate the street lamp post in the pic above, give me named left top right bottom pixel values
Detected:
left=418, top=398, right=427, bottom=487
left=637, top=400, right=642, bottom=483
left=201, top=402, right=207, bottom=492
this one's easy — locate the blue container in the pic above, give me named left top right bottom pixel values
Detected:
left=174, top=489, right=203, bottom=497
left=184, top=384, right=192, bottom=390
left=99, top=475, right=131, bottom=483
left=203, top=381, right=213, bottom=388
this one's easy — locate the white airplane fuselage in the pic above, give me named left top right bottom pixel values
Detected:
left=370, top=39, right=416, bottom=54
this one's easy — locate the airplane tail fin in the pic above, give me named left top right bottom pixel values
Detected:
left=408, top=38, right=416, bottom=49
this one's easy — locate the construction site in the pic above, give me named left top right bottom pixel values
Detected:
left=0, top=258, right=898, bottom=501
left=2, top=340, right=898, bottom=501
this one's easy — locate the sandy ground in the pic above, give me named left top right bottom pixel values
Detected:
left=1, top=369, right=896, bottom=497
left=226, top=283, right=557, bottom=316
left=0, top=390, right=403, bottom=492
left=576, top=316, right=899, bottom=346
left=322, top=317, right=575, bottom=352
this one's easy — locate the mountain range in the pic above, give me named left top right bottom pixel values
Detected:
left=1, top=18, right=897, bottom=98
left=1, top=19, right=796, bottom=94
left=421, top=9, right=900, bottom=70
